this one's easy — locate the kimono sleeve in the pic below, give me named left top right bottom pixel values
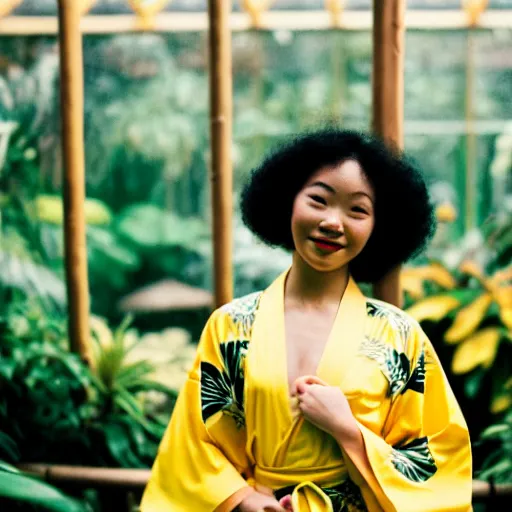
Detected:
left=344, top=323, right=473, bottom=512
left=140, top=309, right=252, bottom=512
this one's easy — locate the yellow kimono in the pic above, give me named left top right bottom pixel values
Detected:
left=141, top=272, right=472, bottom=512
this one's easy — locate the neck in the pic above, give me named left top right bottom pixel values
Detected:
left=285, top=253, right=350, bottom=308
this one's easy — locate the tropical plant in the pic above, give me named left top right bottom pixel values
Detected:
left=407, top=261, right=511, bottom=404
left=476, top=385, right=512, bottom=484
left=87, top=315, right=178, bottom=468
left=0, top=459, right=87, bottom=512
left=0, top=298, right=181, bottom=470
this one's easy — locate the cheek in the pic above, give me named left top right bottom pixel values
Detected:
left=347, top=219, right=374, bottom=244
left=291, top=200, right=314, bottom=232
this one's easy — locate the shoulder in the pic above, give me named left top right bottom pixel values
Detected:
left=210, top=291, right=264, bottom=339
left=362, top=298, right=428, bottom=396
left=364, top=297, right=423, bottom=353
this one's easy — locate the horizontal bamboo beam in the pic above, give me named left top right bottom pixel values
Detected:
left=1, top=10, right=512, bottom=35
left=16, top=464, right=512, bottom=501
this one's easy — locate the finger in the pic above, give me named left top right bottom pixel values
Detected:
left=279, top=495, right=293, bottom=511
left=303, top=375, right=328, bottom=387
left=292, top=375, right=314, bottom=395
left=292, top=375, right=329, bottom=395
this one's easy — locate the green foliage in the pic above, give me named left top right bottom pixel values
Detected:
left=0, top=460, right=87, bottom=512
left=477, top=405, right=512, bottom=483
left=0, top=299, right=177, bottom=470
left=404, top=214, right=512, bottom=480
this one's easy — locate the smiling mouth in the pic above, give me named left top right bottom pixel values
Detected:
left=310, top=238, right=344, bottom=253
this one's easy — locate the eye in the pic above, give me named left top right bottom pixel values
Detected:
left=351, top=206, right=368, bottom=214
left=310, top=195, right=327, bottom=206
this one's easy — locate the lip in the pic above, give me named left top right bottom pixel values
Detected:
left=310, top=237, right=344, bottom=253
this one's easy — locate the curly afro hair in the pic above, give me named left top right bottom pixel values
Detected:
left=241, top=128, right=436, bottom=283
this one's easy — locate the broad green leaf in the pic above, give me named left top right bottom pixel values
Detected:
left=480, top=424, right=511, bottom=440
left=0, top=471, right=86, bottom=512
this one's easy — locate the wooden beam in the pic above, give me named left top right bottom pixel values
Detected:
left=57, top=0, right=92, bottom=365
left=1, top=10, right=512, bottom=35
left=16, top=464, right=512, bottom=502
left=371, top=0, right=406, bottom=308
left=208, top=0, right=233, bottom=308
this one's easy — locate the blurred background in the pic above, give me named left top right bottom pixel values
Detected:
left=0, top=1, right=511, bottom=511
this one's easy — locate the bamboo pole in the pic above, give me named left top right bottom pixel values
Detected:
left=57, top=0, right=92, bottom=364
left=208, top=0, right=233, bottom=308
left=2, top=10, right=512, bottom=35
left=371, top=0, right=406, bottom=308
left=464, top=31, right=477, bottom=231
left=16, top=464, right=512, bottom=503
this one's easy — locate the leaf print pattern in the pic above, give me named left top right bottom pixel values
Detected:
left=324, top=479, right=367, bottom=511
left=360, top=337, right=410, bottom=397
left=221, top=292, right=262, bottom=338
left=391, top=437, right=438, bottom=482
left=402, top=348, right=426, bottom=394
left=200, top=340, right=248, bottom=428
left=367, top=299, right=412, bottom=349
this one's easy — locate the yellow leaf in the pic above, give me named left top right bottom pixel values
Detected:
left=445, top=293, right=493, bottom=344
left=401, top=264, right=456, bottom=299
left=492, top=266, right=512, bottom=285
left=459, top=260, right=485, bottom=283
left=36, top=195, right=112, bottom=226
left=452, top=327, right=501, bottom=375
left=425, top=263, right=457, bottom=289
left=490, top=394, right=512, bottom=414
left=401, top=272, right=425, bottom=300
left=406, top=295, right=461, bottom=323
left=494, top=285, right=512, bottom=330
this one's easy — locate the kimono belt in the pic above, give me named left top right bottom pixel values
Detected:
left=251, top=463, right=349, bottom=512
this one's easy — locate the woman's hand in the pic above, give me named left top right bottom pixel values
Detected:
left=237, top=490, right=291, bottom=512
left=291, top=376, right=359, bottom=442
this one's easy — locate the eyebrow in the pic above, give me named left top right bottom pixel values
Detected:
left=309, top=181, right=336, bottom=194
left=310, top=182, right=374, bottom=203
left=350, top=191, right=374, bottom=203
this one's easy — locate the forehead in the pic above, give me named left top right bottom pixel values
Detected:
left=303, top=159, right=374, bottom=197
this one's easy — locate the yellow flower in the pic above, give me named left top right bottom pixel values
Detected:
left=435, top=202, right=457, bottom=223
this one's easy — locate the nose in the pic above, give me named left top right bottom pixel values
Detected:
left=319, top=214, right=343, bottom=237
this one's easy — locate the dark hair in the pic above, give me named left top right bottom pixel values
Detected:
left=240, top=128, right=436, bottom=283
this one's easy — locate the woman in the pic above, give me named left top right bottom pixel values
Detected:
left=141, top=129, right=472, bottom=512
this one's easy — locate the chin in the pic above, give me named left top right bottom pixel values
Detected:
left=305, top=255, right=349, bottom=273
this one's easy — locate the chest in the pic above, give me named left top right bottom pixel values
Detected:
left=284, top=308, right=338, bottom=391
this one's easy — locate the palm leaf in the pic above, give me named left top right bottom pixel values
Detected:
left=391, top=437, right=437, bottom=483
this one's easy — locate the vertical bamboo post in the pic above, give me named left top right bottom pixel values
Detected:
left=464, top=31, right=476, bottom=231
left=371, top=0, right=406, bottom=307
left=57, top=0, right=92, bottom=364
left=208, top=0, right=233, bottom=308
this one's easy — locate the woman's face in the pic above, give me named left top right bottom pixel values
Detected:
left=291, top=159, right=375, bottom=273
